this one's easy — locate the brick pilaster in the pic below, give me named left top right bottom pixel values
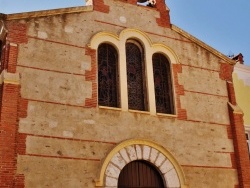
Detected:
left=0, top=20, right=27, bottom=187
left=221, top=62, right=250, bottom=187
left=0, top=82, right=20, bottom=188
left=227, top=84, right=250, bottom=187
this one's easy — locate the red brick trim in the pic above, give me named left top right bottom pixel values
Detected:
left=219, top=62, right=234, bottom=82
left=172, top=64, right=187, bottom=120
left=0, top=21, right=28, bottom=187
left=223, top=66, right=250, bottom=187
left=17, top=64, right=86, bottom=77
left=28, top=35, right=86, bottom=49
left=92, top=0, right=170, bottom=27
left=155, top=0, right=171, bottom=28
left=184, top=89, right=228, bottom=98
left=6, top=22, right=28, bottom=44
left=85, top=47, right=97, bottom=107
left=7, top=43, right=18, bottom=73
left=16, top=133, right=27, bottom=156
left=13, top=175, right=25, bottom=188
left=228, top=109, right=250, bottom=187
left=0, top=83, right=20, bottom=188
left=24, top=154, right=101, bottom=162
left=227, top=81, right=237, bottom=105
left=230, top=152, right=237, bottom=169
left=22, top=133, right=116, bottom=145
left=182, top=63, right=220, bottom=72
left=93, top=0, right=110, bottom=13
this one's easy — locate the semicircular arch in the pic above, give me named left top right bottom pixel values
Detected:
left=95, top=139, right=188, bottom=188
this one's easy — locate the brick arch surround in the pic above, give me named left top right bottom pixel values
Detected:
left=95, top=139, right=189, bottom=188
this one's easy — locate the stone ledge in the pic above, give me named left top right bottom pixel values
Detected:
left=0, top=70, right=20, bottom=85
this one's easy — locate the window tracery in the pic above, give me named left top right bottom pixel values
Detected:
left=92, top=29, right=177, bottom=116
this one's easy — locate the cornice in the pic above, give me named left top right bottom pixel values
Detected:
left=171, top=24, right=235, bottom=65
left=5, top=6, right=93, bottom=21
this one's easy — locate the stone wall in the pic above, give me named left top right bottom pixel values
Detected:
left=1, top=0, right=246, bottom=187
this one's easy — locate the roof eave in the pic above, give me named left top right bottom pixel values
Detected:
left=5, top=5, right=93, bottom=21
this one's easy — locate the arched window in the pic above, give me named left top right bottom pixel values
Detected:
left=126, top=40, right=147, bottom=111
left=98, top=43, right=119, bottom=107
left=153, top=53, right=174, bottom=114
left=118, top=160, right=165, bottom=188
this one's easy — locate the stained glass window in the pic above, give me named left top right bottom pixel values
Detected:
left=153, top=53, right=174, bottom=114
left=126, top=41, right=147, bottom=111
left=98, top=43, right=119, bottom=107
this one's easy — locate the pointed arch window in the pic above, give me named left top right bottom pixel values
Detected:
left=153, top=53, right=174, bottom=114
left=98, top=43, right=119, bottom=107
left=126, top=40, right=147, bottom=111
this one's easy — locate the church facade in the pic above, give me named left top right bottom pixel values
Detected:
left=0, top=0, right=249, bottom=187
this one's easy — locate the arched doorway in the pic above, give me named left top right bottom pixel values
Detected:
left=95, top=139, right=188, bottom=188
left=118, top=160, right=165, bottom=188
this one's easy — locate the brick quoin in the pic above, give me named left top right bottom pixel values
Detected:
left=93, top=0, right=110, bottom=13
left=219, top=62, right=234, bottom=82
left=220, top=62, right=250, bottom=187
left=0, top=83, right=21, bottom=188
left=0, top=21, right=28, bottom=187
left=229, top=110, right=250, bottom=188
left=7, top=44, right=18, bottom=73
left=172, top=64, right=187, bottom=120
left=6, top=22, right=28, bottom=44
left=85, top=47, right=97, bottom=107
left=155, top=0, right=171, bottom=28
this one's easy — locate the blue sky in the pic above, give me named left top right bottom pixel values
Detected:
left=0, top=0, right=249, bottom=65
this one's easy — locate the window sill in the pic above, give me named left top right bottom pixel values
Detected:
left=98, top=106, right=122, bottom=111
left=128, top=109, right=150, bottom=115
left=98, top=106, right=177, bottom=118
left=156, top=113, right=177, bottom=118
